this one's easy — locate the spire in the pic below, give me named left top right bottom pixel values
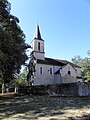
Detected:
left=33, top=24, right=42, bottom=40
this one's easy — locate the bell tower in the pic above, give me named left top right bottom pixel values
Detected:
left=30, top=25, right=45, bottom=60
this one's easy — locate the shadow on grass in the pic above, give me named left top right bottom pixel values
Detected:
left=67, top=114, right=90, bottom=120
left=0, top=95, right=90, bottom=119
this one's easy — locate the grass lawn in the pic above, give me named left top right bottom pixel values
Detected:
left=0, top=94, right=90, bottom=120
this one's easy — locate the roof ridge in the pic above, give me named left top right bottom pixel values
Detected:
left=45, top=57, right=81, bottom=68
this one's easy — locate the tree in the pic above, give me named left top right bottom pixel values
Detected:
left=0, top=0, right=28, bottom=93
left=71, top=55, right=82, bottom=65
left=16, top=67, right=28, bottom=86
left=27, top=52, right=36, bottom=86
left=9, top=67, right=28, bottom=88
left=72, top=53, right=90, bottom=81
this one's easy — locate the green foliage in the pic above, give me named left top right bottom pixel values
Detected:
left=16, top=67, right=28, bottom=86
left=9, top=67, right=28, bottom=87
left=72, top=55, right=82, bottom=65
left=72, top=53, right=90, bottom=81
left=0, top=0, right=28, bottom=85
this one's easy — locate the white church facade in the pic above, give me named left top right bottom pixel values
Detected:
left=30, top=25, right=82, bottom=86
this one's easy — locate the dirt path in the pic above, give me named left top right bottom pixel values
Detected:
left=0, top=92, right=15, bottom=96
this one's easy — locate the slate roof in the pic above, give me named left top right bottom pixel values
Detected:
left=37, top=57, right=81, bottom=68
left=33, top=25, right=44, bottom=41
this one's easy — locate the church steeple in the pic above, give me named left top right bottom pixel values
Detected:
left=33, top=25, right=42, bottom=40
left=31, top=24, right=45, bottom=60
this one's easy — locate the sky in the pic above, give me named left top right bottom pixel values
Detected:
left=8, top=0, right=90, bottom=61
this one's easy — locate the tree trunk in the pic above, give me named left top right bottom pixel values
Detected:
left=15, top=86, right=18, bottom=93
left=2, top=82, right=5, bottom=94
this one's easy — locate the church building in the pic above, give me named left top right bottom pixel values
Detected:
left=30, top=25, right=82, bottom=86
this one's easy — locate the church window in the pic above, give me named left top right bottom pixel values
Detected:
left=49, top=68, right=53, bottom=75
left=38, top=42, right=40, bottom=51
left=68, top=71, right=71, bottom=75
left=40, top=67, right=43, bottom=75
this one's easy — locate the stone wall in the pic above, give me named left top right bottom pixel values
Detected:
left=54, top=82, right=90, bottom=96
left=54, top=83, right=78, bottom=96
left=78, top=82, right=90, bottom=96
left=18, top=82, right=90, bottom=96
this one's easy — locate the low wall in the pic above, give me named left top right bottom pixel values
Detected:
left=18, top=82, right=90, bottom=96
left=78, top=82, right=90, bottom=96
left=54, top=83, right=78, bottom=96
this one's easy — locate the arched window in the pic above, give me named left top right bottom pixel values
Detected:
left=49, top=68, right=53, bottom=75
left=40, top=67, right=43, bottom=75
left=38, top=42, right=40, bottom=51
left=68, top=71, right=71, bottom=75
